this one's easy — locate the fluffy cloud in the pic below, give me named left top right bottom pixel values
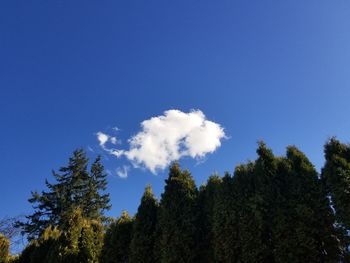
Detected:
left=97, top=109, right=226, bottom=174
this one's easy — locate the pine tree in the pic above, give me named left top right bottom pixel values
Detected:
left=0, top=233, right=10, bottom=263
left=129, top=185, right=158, bottom=263
left=101, top=211, right=134, bottom=263
left=17, top=149, right=110, bottom=239
left=156, top=162, right=199, bottom=263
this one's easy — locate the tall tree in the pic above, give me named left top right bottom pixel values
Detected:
left=17, top=149, right=110, bottom=239
left=212, top=171, right=240, bottom=262
left=156, top=162, right=199, bottom=263
left=129, top=185, right=158, bottom=263
left=238, top=142, right=277, bottom=263
left=101, top=211, right=134, bottom=263
left=197, top=174, right=222, bottom=263
left=272, top=146, right=340, bottom=262
left=322, top=137, right=350, bottom=259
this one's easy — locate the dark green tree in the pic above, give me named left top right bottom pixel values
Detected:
left=197, top=174, right=222, bottom=263
left=272, top=146, right=340, bottom=263
left=17, top=150, right=110, bottom=239
left=237, top=142, right=277, bottom=263
left=322, top=137, right=350, bottom=259
left=156, top=162, right=199, bottom=263
left=212, top=171, right=240, bottom=262
left=129, top=185, right=158, bottom=263
left=101, top=211, right=134, bottom=263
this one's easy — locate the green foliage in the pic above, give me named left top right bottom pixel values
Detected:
left=156, top=162, right=199, bottom=263
left=17, top=150, right=111, bottom=239
left=197, top=174, right=222, bottom=262
left=101, top=211, right=134, bottom=263
left=129, top=185, right=158, bottom=263
left=52, top=208, right=104, bottom=263
left=30, top=225, right=61, bottom=263
left=17, top=209, right=103, bottom=263
left=272, top=146, right=340, bottom=262
left=0, top=233, right=10, bottom=263
left=322, top=137, right=350, bottom=259
left=212, top=143, right=340, bottom=263
left=15, top=141, right=350, bottom=262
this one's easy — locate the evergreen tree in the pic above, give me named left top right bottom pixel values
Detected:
left=322, top=137, right=350, bottom=259
left=0, top=233, right=10, bottom=263
left=212, top=171, right=240, bottom=262
left=273, top=146, right=340, bottom=262
left=197, top=174, right=222, bottom=263
left=101, top=211, right=134, bottom=263
left=156, top=162, right=199, bottom=263
left=29, top=225, right=60, bottom=263
left=237, top=142, right=277, bottom=263
left=45, top=208, right=103, bottom=263
left=17, top=149, right=110, bottom=239
left=129, top=185, right=158, bottom=263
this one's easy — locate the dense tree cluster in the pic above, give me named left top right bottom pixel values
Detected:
left=3, top=139, right=350, bottom=262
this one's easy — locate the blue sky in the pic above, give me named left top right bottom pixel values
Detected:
left=1, top=0, right=350, bottom=222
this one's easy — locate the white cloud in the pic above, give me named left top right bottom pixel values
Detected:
left=96, top=132, right=124, bottom=157
left=110, top=137, right=117, bottom=145
left=116, top=166, right=129, bottom=178
left=97, top=132, right=109, bottom=147
left=96, top=109, right=226, bottom=174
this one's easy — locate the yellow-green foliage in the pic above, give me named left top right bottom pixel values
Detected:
left=49, top=208, right=104, bottom=263
left=0, top=233, right=10, bottom=263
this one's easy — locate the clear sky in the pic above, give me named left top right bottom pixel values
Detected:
left=1, top=0, right=350, bottom=222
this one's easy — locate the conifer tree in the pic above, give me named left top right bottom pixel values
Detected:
left=129, top=185, right=158, bottom=263
left=44, top=208, right=103, bottom=263
left=29, top=225, right=60, bottom=263
left=0, top=233, right=10, bottom=263
left=322, top=138, right=350, bottom=229
left=197, top=174, right=222, bottom=263
left=273, top=146, right=340, bottom=262
left=212, top=172, right=239, bottom=262
left=101, top=211, right=134, bottom=263
left=17, top=149, right=110, bottom=239
left=321, top=138, right=350, bottom=259
left=157, top=162, right=199, bottom=263
left=238, top=142, right=277, bottom=263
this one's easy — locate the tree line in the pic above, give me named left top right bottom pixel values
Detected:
left=1, top=138, right=350, bottom=263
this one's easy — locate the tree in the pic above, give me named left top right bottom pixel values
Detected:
left=45, top=208, right=104, bottom=263
left=212, top=171, right=240, bottom=262
left=0, top=233, right=10, bottom=263
left=101, top=211, right=134, bottom=263
left=28, top=225, right=61, bottom=263
left=322, top=137, right=350, bottom=259
left=156, top=162, right=199, bottom=263
left=197, top=174, right=222, bottom=263
left=17, top=149, right=111, bottom=239
left=272, top=146, right=340, bottom=262
left=237, top=142, right=277, bottom=263
left=129, top=185, right=158, bottom=263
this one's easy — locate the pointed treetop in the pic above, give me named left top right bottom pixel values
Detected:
left=324, top=137, right=349, bottom=161
left=256, top=140, right=274, bottom=160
